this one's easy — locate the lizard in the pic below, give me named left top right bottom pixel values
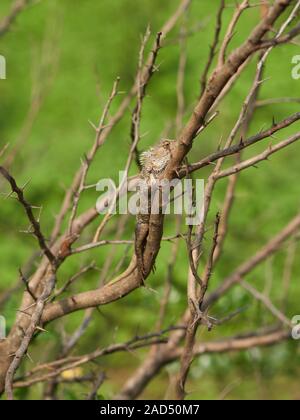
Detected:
left=135, top=139, right=178, bottom=280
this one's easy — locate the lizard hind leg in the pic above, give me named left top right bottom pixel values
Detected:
left=135, top=217, right=150, bottom=285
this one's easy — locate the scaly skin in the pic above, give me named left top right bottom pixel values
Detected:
left=135, top=139, right=177, bottom=278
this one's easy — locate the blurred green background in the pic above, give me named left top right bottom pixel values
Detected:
left=0, top=0, right=299, bottom=400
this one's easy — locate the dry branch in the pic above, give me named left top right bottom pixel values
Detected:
left=0, top=0, right=30, bottom=37
left=0, top=167, right=55, bottom=264
left=115, top=327, right=289, bottom=400
left=200, top=0, right=225, bottom=96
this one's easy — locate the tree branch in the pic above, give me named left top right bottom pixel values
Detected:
left=0, top=0, right=30, bottom=37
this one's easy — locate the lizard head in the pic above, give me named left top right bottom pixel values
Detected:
left=140, top=139, right=177, bottom=178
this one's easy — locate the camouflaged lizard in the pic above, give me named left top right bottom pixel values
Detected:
left=135, top=139, right=178, bottom=278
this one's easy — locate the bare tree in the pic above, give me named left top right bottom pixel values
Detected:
left=0, top=0, right=300, bottom=400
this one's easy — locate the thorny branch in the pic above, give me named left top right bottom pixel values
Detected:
left=1, top=0, right=300, bottom=400
left=130, top=29, right=163, bottom=169
left=0, top=167, right=55, bottom=264
left=200, top=0, right=225, bottom=96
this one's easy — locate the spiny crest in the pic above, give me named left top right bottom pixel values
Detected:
left=140, top=148, right=154, bottom=168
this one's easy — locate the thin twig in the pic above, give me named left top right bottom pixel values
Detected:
left=0, top=0, right=30, bottom=37
left=200, top=0, right=225, bottom=96
left=130, top=29, right=162, bottom=169
left=0, top=167, right=55, bottom=264
left=68, top=77, right=120, bottom=235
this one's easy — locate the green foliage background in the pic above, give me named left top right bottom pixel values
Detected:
left=0, top=0, right=299, bottom=400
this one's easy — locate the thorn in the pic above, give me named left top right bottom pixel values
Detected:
left=22, top=302, right=37, bottom=312
left=4, top=190, right=14, bottom=200
left=16, top=309, right=31, bottom=317
left=88, top=120, right=98, bottom=131
left=83, top=153, right=90, bottom=165
left=21, top=179, right=32, bottom=191
left=144, top=285, right=159, bottom=294
left=35, top=326, right=48, bottom=333
left=26, top=352, right=34, bottom=363
left=217, top=134, right=223, bottom=150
